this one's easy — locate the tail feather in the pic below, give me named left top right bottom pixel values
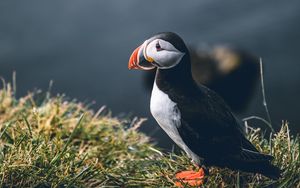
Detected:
left=236, top=159, right=281, bottom=180
left=229, top=150, right=281, bottom=180
left=257, top=161, right=281, bottom=180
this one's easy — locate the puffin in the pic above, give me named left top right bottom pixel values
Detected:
left=143, top=45, right=260, bottom=113
left=128, top=32, right=281, bottom=184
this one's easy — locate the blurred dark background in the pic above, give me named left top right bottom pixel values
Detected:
left=0, top=1, right=299, bottom=148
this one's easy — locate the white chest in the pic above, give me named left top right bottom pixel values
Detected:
left=150, top=82, right=181, bottom=130
left=150, top=82, right=200, bottom=164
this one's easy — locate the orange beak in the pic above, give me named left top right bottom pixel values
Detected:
left=128, top=45, right=155, bottom=70
left=128, top=46, right=142, bottom=70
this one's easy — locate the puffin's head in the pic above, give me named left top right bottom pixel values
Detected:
left=128, top=32, right=188, bottom=70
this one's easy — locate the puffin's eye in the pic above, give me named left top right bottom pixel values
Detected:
left=155, top=42, right=163, bottom=51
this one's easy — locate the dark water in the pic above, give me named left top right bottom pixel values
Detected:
left=0, top=1, right=300, bottom=148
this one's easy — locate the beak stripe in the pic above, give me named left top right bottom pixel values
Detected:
left=143, top=42, right=154, bottom=63
left=128, top=46, right=141, bottom=69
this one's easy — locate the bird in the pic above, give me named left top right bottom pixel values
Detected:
left=142, top=45, right=260, bottom=113
left=128, top=32, right=281, bottom=184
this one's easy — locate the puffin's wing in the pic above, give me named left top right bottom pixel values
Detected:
left=175, top=85, right=255, bottom=157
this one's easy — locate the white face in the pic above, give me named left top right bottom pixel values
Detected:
left=143, top=39, right=185, bottom=69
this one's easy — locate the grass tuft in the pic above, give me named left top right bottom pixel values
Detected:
left=0, top=82, right=299, bottom=187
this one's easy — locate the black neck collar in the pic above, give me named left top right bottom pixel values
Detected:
left=155, top=53, right=197, bottom=94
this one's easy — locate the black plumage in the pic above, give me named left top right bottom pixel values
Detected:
left=129, top=32, right=281, bottom=180
left=156, top=66, right=280, bottom=179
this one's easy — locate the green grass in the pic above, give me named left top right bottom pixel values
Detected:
left=0, top=81, right=299, bottom=187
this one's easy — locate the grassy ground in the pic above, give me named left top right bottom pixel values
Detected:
left=0, top=81, right=299, bottom=187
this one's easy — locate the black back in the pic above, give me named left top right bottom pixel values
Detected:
left=152, top=32, right=281, bottom=179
